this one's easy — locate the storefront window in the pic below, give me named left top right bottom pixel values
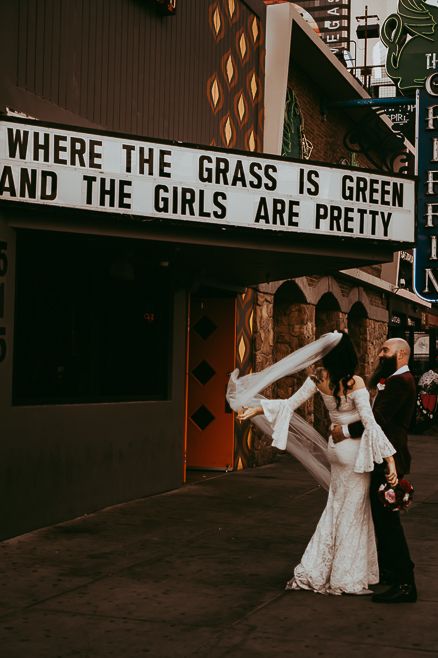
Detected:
left=13, top=230, right=171, bottom=404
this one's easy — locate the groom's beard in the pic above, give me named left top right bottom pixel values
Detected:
left=369, top=354, right=398, bottom=388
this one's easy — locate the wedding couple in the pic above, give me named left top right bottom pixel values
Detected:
left=232, top=331, right=417, bottom=603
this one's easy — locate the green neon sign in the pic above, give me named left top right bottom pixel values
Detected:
left=382, top=0, right=438, bottom=92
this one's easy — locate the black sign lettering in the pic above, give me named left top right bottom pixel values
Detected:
left=118, top=180, right=132, bottom=209
left=83, top=175, right=97, bottom=205
left=40, top=171, right=57, bottom=200
left=231, top=160, right=246, bottom=187
left=7, top=128, right=29, bottom=159
left=53, top=134, right=68, bottom=164
left=357, top=208, right=367, bottom=234
left=342, top=174, right=404, bottom=208
left=0, top=166, right=16, bottom=196
left=180, top=187, right=196, bottom=215
left=99, top=177, right=116, bottom=208
left=159, top=150, right=172, bottom=178
left=248, top=162, right=263, bottom=189
left=198, top=155, right=213, bottom=183
left=212, top=192, right=227, bottom=219
left=308, top=170, right=319, bottom=196
left=299, top=168, right=319, bottom=196
left=70, top=137, right=86, bottom=167
left=215, top=158, right=230, bottom=185
left=288, top=200, right=300, bottom=227
left=369, top=209, right=379, bottom=235
left=122, top=144, right=135, bottom=173
left=33, top=131, right=50, bottom=163
left=264, top=164, right=277, bottom=191
left=329, top=205, right=342, bottom=232
left=343, top=207, right=355, bottom=233
left=315, top=204, right=328, bottom=229
left=154, top=184, right=169, bottom=212
left=272, top=199, right=286, bottom=226
left=139, top=147, right=154, bottom=176
left=198, top=189, right=211, bottom=218
left=254, top=197, right=270, bottom=223
left=381, top=212, right=392, bottom=237
left=89, top=140, right=103, bottom=170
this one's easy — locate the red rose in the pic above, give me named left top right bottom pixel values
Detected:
left=398, top=479, right=414, bottom=494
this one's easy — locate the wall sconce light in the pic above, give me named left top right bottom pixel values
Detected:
left=155, top=0, right=177, bottom=15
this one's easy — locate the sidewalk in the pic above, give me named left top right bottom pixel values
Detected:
left=0, top=434, right=437, bottom=658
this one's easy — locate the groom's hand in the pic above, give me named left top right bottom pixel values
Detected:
left=332, top=425, right=346, bottom=443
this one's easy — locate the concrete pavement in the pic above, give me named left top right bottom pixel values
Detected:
left=0, top=434, right=437, bottom=658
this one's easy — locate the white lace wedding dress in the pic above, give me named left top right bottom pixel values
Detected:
left=261, top=377, right=396, bottom=596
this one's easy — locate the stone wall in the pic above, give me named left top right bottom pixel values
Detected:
left=274, top=302, right=315, bottom=424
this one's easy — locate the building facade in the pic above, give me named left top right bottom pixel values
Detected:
left=0, top=0, right=416, bottom=538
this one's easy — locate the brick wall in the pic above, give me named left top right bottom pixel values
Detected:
left=288, top=66, right=371, bottom=169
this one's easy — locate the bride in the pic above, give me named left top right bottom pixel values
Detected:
left=231, top=331, right=397, bottom=596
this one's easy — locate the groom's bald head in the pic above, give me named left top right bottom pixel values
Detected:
left=378, top=338, right=411, bottom=367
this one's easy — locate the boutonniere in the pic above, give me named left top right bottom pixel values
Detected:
left=376, top=378, right=386, bottom=391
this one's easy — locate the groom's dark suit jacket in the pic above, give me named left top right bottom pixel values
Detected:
left=348, top=371, right=416, bottom=475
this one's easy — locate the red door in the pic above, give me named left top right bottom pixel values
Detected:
left=186, top=297, right=236, bottom=470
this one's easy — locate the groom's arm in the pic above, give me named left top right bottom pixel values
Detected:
left=331, top=419, right=363, bottom=441
left=345, top=420, right=363, bottom=439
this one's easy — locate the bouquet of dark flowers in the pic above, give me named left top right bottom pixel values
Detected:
left=378, top=479, right=414, bottom=512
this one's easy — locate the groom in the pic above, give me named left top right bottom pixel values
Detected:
left=332, top=337, right=417, bottom=603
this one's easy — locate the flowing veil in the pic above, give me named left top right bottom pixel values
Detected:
left=226, top=332, right=343, bottom=490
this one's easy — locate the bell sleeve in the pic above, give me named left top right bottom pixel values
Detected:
left=260, top=377, right=318, bottom=450
left=350, top=388, right=396, bottom=473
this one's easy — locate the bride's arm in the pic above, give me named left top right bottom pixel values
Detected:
left=237, top=377, right=318, bottom=450
left=351, top=385, right=397, bottom=481
left=237, top=376, right=317, bottom=420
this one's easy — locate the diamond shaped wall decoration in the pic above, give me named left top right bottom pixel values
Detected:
left=192, top=360, right=216, bottom=385
left=250, top=72, right=258, bottom=101
left=193, top=315, right=217, bottom=340
left=238, top=32, right=247, bottom=60
left=251, top=17, right=259, bottom=44
left=191, top=405, right=215, bottom=430
left=210, top=77, right=220, bottom=109
left=237, top=92, right=247, bottom=123
left=238, top=335, right=246, bottom=363
left=247, top=129, right=256, bottom=151
left=213, top=6, right=222, bottom=35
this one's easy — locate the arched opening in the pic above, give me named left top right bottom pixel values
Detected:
left=348, top=301, right=368, bottom=379
left=315, top=292, right=345, bottom=336
left=314, top=293, right=346, bottom=435
left=273, top=281, right=314, bottom=422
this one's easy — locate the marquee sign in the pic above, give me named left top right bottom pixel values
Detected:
left=414, top=73, right=438, bottom=302
left=0, top=118, right=415, bottom=243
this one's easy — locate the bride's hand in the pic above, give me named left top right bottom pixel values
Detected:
left=237, top=406, right=263, bottom=421
left=385, top=465, right=398, bottom=487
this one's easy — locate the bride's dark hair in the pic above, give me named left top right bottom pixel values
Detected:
left=322, top=331, right=358, bottom=408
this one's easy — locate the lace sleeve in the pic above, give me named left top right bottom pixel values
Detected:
left=260, top=377, right=317, bottom=450
left=350, top=388, right=396, bottom=473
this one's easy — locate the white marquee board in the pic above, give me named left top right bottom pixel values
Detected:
left=0, top=119, right=416, bottom=243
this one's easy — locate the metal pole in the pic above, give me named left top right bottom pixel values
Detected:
left=364, top=5, right=368, bottom=89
